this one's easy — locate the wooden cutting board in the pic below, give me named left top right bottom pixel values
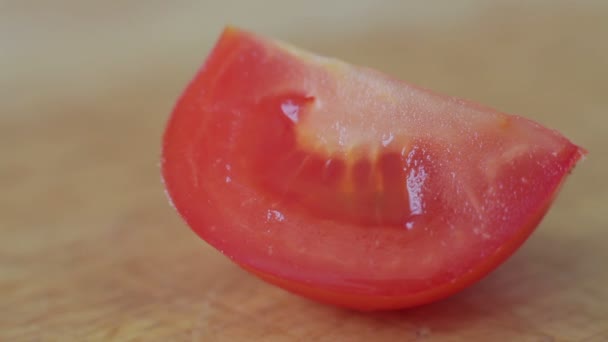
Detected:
left=2, top=1, right=607, bottom=341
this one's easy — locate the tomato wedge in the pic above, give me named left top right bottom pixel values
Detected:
left=161, top=27, right=585, bottom=311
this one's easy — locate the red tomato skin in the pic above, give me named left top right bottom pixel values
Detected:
left=161, top=27, right=586, bottom=311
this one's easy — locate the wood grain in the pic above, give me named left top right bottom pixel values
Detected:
left=2, top=1, right=607, bottom=341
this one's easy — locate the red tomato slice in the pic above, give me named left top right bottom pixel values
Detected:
left=161, top=27, right=586, bottom=311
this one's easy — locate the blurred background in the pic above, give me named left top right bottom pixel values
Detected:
left=2, top=1, right=607, bottom=340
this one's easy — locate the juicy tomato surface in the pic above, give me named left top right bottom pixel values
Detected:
left=161, top=27, right=585, bottom=311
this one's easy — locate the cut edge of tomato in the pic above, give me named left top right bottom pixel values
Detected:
left=235, top=145, right=586, bottom=311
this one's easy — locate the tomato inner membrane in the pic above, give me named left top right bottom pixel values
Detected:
left=235, top=92, right=443, bottom=228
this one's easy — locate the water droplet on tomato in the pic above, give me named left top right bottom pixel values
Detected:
left=266, top=209, right=285, bottom=222
left=321, top=158, right=345, bottom=186
left=334, top=122, right=347, bottom=146
left=381, top=132, right=394, bottom=147
left=281, top=100, right=300, bottom=123
left=406, top=165, right=427, bottom=215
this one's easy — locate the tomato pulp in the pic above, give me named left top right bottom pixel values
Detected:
left=161, top=27, right=585, bottom=311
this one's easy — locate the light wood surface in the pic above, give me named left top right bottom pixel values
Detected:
left=2, top=1, right=607, bottom=341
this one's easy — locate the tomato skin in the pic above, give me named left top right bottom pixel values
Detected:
left=161, top=27, right=586, bottom=311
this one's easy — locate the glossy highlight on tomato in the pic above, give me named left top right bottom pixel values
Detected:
left=161, top=26, right=586, bottom=311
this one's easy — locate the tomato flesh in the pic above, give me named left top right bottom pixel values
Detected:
left=161, top=27, right=585, bottom=310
